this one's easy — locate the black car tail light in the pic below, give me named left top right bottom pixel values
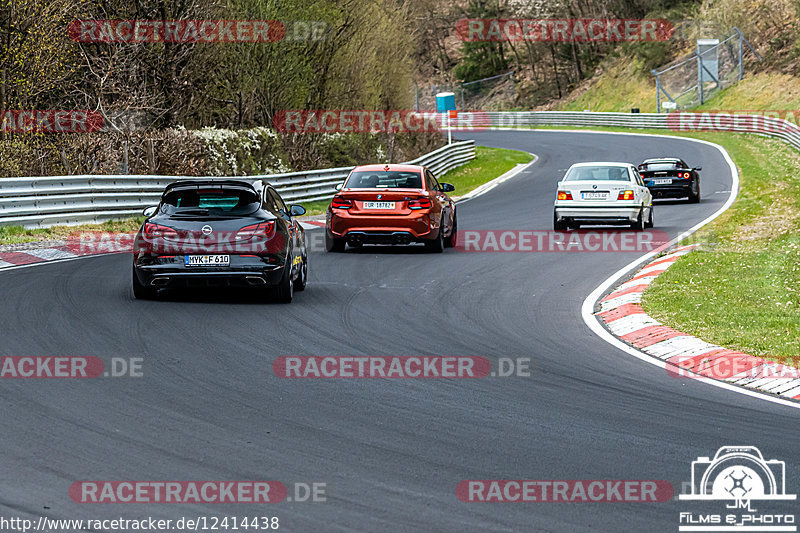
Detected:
left=143, top=222, right=178, bottom=239
left=236, top=221, right=276, bottom=241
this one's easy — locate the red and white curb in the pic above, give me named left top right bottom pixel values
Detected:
left=596, top=245, right=800, bottom=402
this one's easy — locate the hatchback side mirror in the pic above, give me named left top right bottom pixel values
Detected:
left=289, top=204, right=306, bottom=217
left=142, top=205, right=158, bottom=217
left=693, top=167, right=702, bottom=171
left=440, top=183, right=455, bottom=192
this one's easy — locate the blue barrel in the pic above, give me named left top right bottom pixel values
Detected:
left=436, top=92, right=456, bottom=113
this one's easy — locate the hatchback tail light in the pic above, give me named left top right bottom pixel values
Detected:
left=331, top=196, right=352, bottom=209
left=408, top=197, right=432, bottom=210
left=143, top=222, right=178, bottom=239
left=617, top=190, right=635, bottom=201
left=557, top=191, right=573, bottom=200
left=236, top=221, right=276, bottom=241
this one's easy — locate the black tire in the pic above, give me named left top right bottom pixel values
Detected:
left=132, top=265, right=157, bottom=300
left=688, top=183, right=700, bottom=203
left=630, top=209, right=646, bottom=231
left=425, top=224, right=445, bottom=253
left=444, top=211, right=458, bottom=248
left=553, top=211, right=567, bottom=231
left=272, top=265, right=294, bottom=303
left=645, top=206, right=654, bottom=228
left=325, top=230, right=345, bottom=252
left=294, top=256, right=307, bottom=292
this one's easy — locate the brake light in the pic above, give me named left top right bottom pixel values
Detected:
left=236, top=221, right=276, bottom=240
left=331, top=196, right=352, bottom=209
left=408, top=197, right=432, bottom=209
left=618, top=190, right=635, bottom=201
left=681, top=172, right=690, bottom=178
left=557, top=191, right=573, bottom=200
left=143, top=222, right=178, bottom=239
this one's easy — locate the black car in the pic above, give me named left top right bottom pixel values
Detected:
left=637, top=158, right=702, bottom=203
left=132, top=179, right=307, bottom=302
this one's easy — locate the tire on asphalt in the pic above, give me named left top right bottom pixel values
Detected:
left=553, top=211, right=567, bottom=231
left=294, top=256, right=307, bottom=292
left=272, top=264, right=294, bottom=303
left=325, top=230, right=345, bottom=252
left=444, top=211, right=458, bottom=248
left=630, top=208, right=646, bottom=231
left=425, top=225, right=445, bottom=253
left=645, top=206, right=654, bottom=228
left=132, top=265, right=157, bottom=300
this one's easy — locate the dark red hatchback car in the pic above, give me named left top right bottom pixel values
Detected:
left=325, top=164, right=457, bottom=252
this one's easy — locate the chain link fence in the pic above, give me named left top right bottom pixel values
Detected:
left=414, top=71, right=516, bottom=111
left=651, top=27, right=761, bottom=112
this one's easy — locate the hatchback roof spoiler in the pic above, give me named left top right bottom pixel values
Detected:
left=162, top=179, right=259, bottom=193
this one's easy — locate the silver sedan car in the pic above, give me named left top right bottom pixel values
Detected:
left=553, top=162, right=654, bottom=230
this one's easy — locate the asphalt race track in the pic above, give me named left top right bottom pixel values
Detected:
left=1, top=130, right=797, bottom=532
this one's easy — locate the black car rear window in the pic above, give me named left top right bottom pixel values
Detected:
left=641, top=162, right=680, bottom=171
left=346, top=171, right=423, bottom=189
left=162, top=188, right=260, bottom=216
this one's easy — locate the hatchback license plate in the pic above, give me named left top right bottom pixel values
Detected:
left=185, top=255, right=230, bottom=267
left=581, top=192, right=608, bottom=200
left=363, top=201, right=395, bottom=209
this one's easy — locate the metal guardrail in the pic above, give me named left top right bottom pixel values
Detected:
left=0, top=140, right=475, bottom=228
left=475, top=110, right=800, bottom=152
left=6, top=109, right=800, bottom=228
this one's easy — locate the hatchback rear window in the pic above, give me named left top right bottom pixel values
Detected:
left=641, top=162, right=680, bottom=171
left=564, top=166, right=632, bottom=181
left=162, top=188, right=260, bottom=216
left=346, top=171, right=423, bottom=189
